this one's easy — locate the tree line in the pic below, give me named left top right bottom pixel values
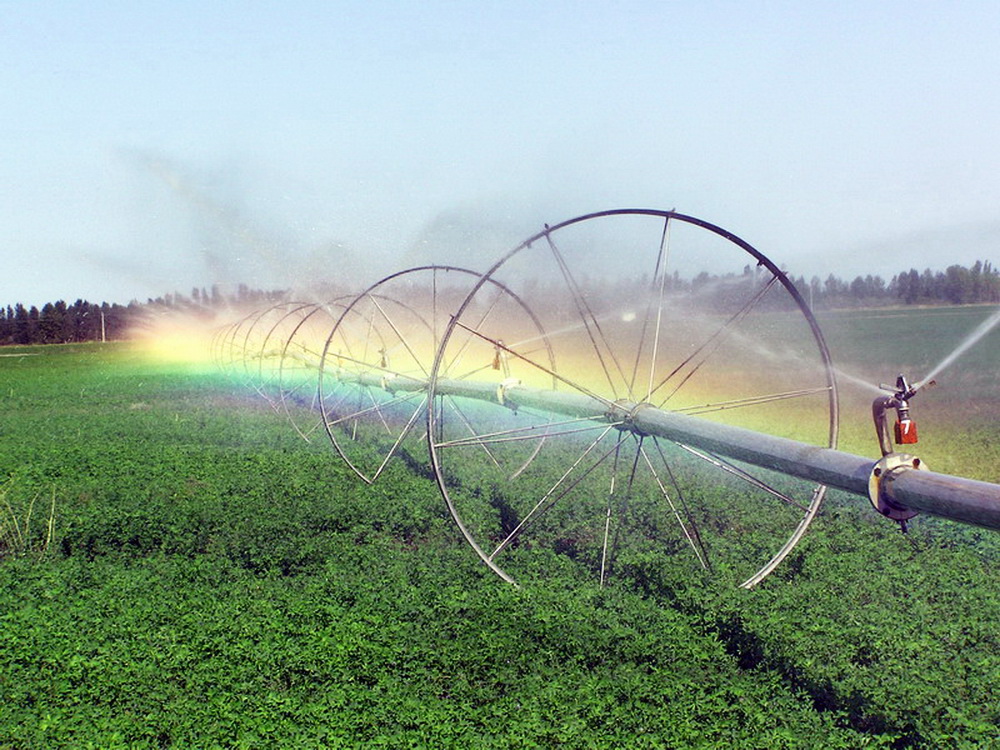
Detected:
left=2, top=262, right=999, bottom=346
left=697, top=259, right=1000, bottom=308
left=0, top=285, right=285, bottom=346
left=809, top=259, right=1000, bottom=307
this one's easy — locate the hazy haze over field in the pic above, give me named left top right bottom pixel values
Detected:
left=2, top=1, right=999, bottom=305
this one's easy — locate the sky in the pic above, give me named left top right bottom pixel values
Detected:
left=2, top=0, right=1000, bottom=306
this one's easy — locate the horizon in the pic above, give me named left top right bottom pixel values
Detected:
left=5, top=255, right=1000, bottom=312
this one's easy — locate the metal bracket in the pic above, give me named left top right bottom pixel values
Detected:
left=868, top=452, right=927, bottom=523
left=607, top=400, right=655, bottom=435
left=496, top=377, right=522, bottom=407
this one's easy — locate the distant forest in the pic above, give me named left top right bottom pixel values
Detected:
left=0, top=284, right=286, bottom=347
left=2, top=261, right=999, bottom=346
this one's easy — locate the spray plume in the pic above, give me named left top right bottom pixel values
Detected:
left=917, top=306, right=1000, bottom=389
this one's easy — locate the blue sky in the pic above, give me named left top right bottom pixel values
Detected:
left=2, top=1, right=999, bottom=305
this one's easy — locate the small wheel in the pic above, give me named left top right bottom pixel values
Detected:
left=248, top=301, right=329, bottom=409
left=271, top=300, right=351, bottom=442
left=427, top=210, right=839, bottom=588
left=213, top=300, right=352, bottom=442
left=215, top=306, right=281, bottom=392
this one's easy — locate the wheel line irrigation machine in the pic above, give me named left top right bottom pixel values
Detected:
left=212, top=209, right=1000, bottom=589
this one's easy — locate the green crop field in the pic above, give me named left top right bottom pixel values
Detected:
left=1, top=306, right=998, bottom=748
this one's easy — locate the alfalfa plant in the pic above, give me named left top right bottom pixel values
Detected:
left=0, top=480, right=56, bottom=559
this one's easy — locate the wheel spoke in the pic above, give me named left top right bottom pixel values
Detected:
left=599, top=440, right=624, bottom=587
left=442, top=284, right=506, bottom=379
left=640, top=440, right=709, bottom=570
left=675, top=386, right=833, bottom=416
left=323, top=348, right=427, bottom=388
left=434, top=414, right=616, bottom=449
left=369, top=395, right=429, bottom=482
left=368, top=295, right=431, bottom=378
left=676, top=443, right=809, bottom=513
left=603, top=434, right=644, bottom=585
left=324, top=391, right=423, bottom=430
left=449, top=345, right=550, bottom=383
left=544, top=232, right=631, bottom=398
left=366, top=386, right=395, bottom=435
left=628, top=216, right=673, bottom=402
left=649, top=438, right=711, bottom=569
left=489, top=425, right=625, bottom=560
left=452, top=320, right=615, bottom=409
left=444, top=397, right=502, bottom=468
left=651, top=274, right=780, bottom=406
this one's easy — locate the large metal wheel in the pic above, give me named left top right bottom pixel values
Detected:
left=317, top=266, right=555, bottom=485
left=427, top=210, right=839, bottom=588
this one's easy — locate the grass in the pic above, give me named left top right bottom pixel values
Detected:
left=0, top=328, right=998, bottom=747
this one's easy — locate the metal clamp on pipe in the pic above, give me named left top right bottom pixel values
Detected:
left=868, top=453, right=926, bottom=529
left=608, top=400, right=656, bottom=436
left=496, top=377, right=521, bottom=408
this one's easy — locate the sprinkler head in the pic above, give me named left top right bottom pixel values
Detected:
left=880, top=373, right=936, bottom=401
left=894, top=373, right=917, bottom=401
left=879, top=373, right=917, bottom=401
left=872, top=373, right=926, bottom=456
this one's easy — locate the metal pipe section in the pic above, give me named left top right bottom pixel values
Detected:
left=628, top=404, right=1000, bottom=530
left=421, top=377, right=1000, bottom=532
left=331, top=370, right=1000, bottom=529
left=885, top=470, right=1000, bottom=530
